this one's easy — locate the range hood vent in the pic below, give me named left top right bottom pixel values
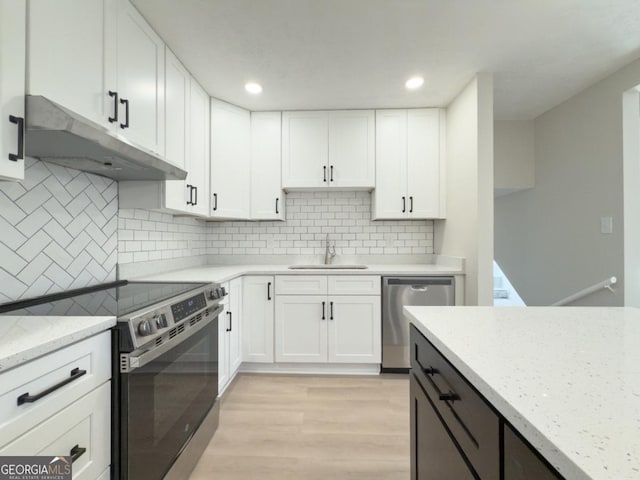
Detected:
left=25, top=95, right=187, bottom=181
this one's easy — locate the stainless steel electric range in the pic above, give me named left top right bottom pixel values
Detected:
left=0, top=280, right=227, bottom=480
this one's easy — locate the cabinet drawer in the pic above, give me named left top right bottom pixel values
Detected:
left=328, top=275, right=380, bottom=295
left=0, top=331, right=111, bottom=446
left=276, top=275, right=328, bottom=295
left=0, top=381, right=110, bottom=480
left=410, top=325, right=499, bottom=480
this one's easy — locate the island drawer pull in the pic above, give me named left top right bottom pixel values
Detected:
left=422, top=365, right=461, bottom=403
left=17, top=368, right=87, bottom=406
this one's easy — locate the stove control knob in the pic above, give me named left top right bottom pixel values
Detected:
left=155, top=313, right=168, bottom=329
left=220, top=287, right=227, bottom=297
left=138, top=319, right=152, bottom=336
left=208, top=289, right=219, bottom=300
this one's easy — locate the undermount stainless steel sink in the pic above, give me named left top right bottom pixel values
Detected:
left=288, top=264, right=369, bottom=270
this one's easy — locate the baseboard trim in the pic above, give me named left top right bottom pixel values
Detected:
left=239, top=362, right=381, bottom=375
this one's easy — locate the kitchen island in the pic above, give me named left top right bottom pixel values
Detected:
left=405, top=306, right=640, bottom=480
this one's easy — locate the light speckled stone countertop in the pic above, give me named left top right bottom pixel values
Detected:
left=405, top=306, right=640, bottom=480
left=134, top=263, right=464, bottom=284
left=0, top=316, right=116, bottom=372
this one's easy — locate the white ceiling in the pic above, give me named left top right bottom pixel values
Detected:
left=132, top=0, right=640, bottom=119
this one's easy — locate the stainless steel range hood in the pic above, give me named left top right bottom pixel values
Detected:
left=25, top=95, right=187, bottom=181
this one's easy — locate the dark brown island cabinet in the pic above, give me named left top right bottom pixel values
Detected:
left=409, top=325, right=564, bottom=480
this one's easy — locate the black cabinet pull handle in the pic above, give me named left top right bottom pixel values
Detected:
left=267, top=282, right=272, bottom=300
left=402, top=196, right=406, bottom=213
left=330, top=165, right=334, bottom=182
left=329, top=301, right=334, bottom=320
left=226, top=311, right=232, bottom=332
left=409, top=196, right=414, bottom=213
left=321, top=301, right=326, bottom=320
left=323, top=166, right=327, bottom=182
left=70, top=444, right=87, bottom=463
left=119, top=98, right=129, bottom=129
left=213, top=193, right=218, bottom=211
left=17, top=368, right=87, bottom=406
left=193, top=186, right=198, bottom=206
left=108, top=91, right=118, bottom=123
left=275, top=198, right=279, bottom=214
left=422, top=366, right=460, bottom=403
left=8, top=115, right=24, bottom=162
left=186, top=184, right=193, bottom=205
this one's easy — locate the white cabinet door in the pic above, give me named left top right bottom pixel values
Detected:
left=327, top=296, right=381, bottom=364
left=282, top=111, right=328, bottom=189
left=275, top=296, right=328, bottom=363
left=163, top=48, right=191, bottom=213
left=188, top=78, right=210, bottom=217
left=218, top=300, right=230, bottom=393
left=242, top=276, right=274, bottom=363
left=251, top=112, right=284, bottom=220
left=0, top=382, right=111, bottom=480
left=27, top=0, right=117, bottom=131
left=116, top=0, right=165, bottom=155
left=328, top=110, right=375, bottom=188
left=210, top=98, right=251, bottom=219
left=228, top=277, right=243, bottom=375
left=407, top=109, right=444, bottom=219
left=0, top=0, right=25, bottom=181
left=373, top=110, right=408, bottom=219
left=164, top=48, right=189, bottom=169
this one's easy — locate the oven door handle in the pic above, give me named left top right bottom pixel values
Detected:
left=123, top=304, right=224, bottom=373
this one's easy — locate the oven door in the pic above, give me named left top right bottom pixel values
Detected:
left=118, top=305, right=221, bottom=480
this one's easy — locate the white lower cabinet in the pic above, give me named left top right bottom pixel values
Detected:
left=242, top=276, right=275, bottom=363
left=274, top=275, right=381, bottom=365
left=328, top=296, right=381, bottom=363
left=275, top=295, right=328, bottom=363
left=0, top=382, right=110, bottom=480
left=0, top=331, right=111, bottom=480
left=219, top=278, right=242, bottom=394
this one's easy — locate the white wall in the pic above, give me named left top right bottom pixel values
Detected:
left=494, top=120, right=535, bottom=196
left=495, top=57, right=640, bottom=306
left=623, top=89, right=640, bottom=306
left=435, top=74, right=494, bottom=305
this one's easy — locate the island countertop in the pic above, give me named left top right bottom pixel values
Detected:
left=405, top=306, right=640, bottom=480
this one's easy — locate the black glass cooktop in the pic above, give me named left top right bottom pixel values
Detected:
left=0, top=281, right=209, bottom=317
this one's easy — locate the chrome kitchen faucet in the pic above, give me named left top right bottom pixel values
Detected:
left=324, top=233, right=336, bottom=265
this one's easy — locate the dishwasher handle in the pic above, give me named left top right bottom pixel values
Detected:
left=384, top=277, right=454, bottom=287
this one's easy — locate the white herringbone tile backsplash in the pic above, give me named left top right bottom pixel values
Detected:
left=207, top=191, right=434, bottom=256
left=0, top=158, right=117, bottom=303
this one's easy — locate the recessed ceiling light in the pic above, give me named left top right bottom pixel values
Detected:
left=405, top=76, right=424, bottom=90
left=245, top=82, right=262, bottom=94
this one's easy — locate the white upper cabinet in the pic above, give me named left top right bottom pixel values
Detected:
left=373, top=108, right=445, bottom=220
left=116, top=0, right=165, bottom=155
left=119, top=58, right=210, bottom=216
left=28, top=0, right=116, bottom=130
left=328, top=110, right=375, bottom=188
left=372, top=110, right=407, bottom=218
left=210, top=98, right=251, bottom=219
left=0, top=0, right=26, bottom=181
left=282, top=110, right=374, bottom=190
left=250, top=112, right=284, bottom=220
left=188, top=78, right=210, bottom=217
left=282, top=111, right=329, bottom=188
left=163, top=48, right=191, bottom=213
left=28, top=0, right=165, bottom=156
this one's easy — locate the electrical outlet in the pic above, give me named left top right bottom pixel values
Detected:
left=600, top=216, right=613, bottom=234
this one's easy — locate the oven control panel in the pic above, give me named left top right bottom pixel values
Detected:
left=122, top=283, right=222, bottom=351
left=171, top=293, right=207, bottom=322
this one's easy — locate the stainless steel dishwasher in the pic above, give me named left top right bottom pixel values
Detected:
left=382, top=276, right=455, bottom=371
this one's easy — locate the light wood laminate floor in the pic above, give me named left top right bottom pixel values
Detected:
left=190, top=373, right=410, bottom=480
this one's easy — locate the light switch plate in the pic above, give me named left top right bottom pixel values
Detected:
left=600, top=216, right=613, bottom=234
